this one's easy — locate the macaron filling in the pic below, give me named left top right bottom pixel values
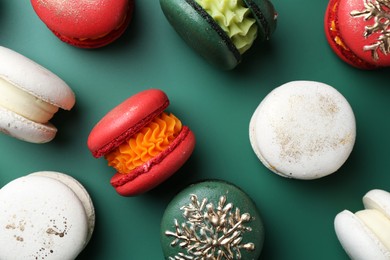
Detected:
left=355, top=209, right=390, bottom=250
left=0, top=77, right=59, bottom=123
left=105, top=112, right=183, bottom=174
left=195, top=0, right=258, bottom=54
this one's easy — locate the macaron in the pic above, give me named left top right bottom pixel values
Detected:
left=324, top=0, right=390, bottom=69
left=334, top=189, right=390, bottom=259
left=0, top=171, right=95, bottom=259
left=87, top=89, right=196, bottom=196
left=0, top=46, right=75, bottom=143
left=30, top=0, right=134, bottom=48
left=249, top=81, right=356, bottom=180
left=161, top=180, right=264, bottom=259
left=160, top=0, right=277, bottom=70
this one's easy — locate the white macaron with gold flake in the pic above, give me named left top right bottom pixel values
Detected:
left=249, top=80, right=356, bottom=179
left=0, top=171, right=95, bottom=259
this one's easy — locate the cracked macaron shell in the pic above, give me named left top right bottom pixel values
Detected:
left=160, top=0, right=277, bottom=70
left=160, top=180, right=264, bottom=259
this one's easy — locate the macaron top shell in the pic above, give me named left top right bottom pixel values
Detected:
left=0, top=46, right=75, bottom=110
left=249, top=81, right=356, bottom=179
left=0, top=173, right=93, bottom=259
left=87, top=89, right=170, bottom=158
left=161, top=180, right=264, bottom=259
left=31, top=0, right=131, bottom=39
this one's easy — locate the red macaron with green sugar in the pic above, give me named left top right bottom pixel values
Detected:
left=30, top=0, right=134, bottom=48
left=324, top=0, right=390, bottom=69
left=160, top=0, right=278, bottom=70
left=87, top=89, right=196, bottom=196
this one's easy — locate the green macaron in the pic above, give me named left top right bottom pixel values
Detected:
left=160, top=180, right=264, bottom=259
left=160, top=0, right=277, bottom=70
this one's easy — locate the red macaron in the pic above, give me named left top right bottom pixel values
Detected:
left=87, top=89, right=196, bottom=196
left=31, top=0, right=134, bottom=48
left=324, top=0, right=390, bottom=69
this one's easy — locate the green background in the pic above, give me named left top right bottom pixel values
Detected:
left=1, top=1, right=389, bottom=259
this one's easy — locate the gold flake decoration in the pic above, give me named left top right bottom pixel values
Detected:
left=350, top=0, right=390, bottom=60
left=165, top=194, right=255, bottom=260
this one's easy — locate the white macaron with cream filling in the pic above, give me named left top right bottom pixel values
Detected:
left=0, top=46, right=75, bottom=143
left=0, top=171, right=95, bottom=259
left=335, top=189, right=390, bottom=260
left=249, top=80, right=356, bottom=180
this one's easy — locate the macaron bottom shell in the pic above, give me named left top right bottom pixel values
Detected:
left=49, top=7, right=134, bottom=49
left=160, top=180, right=264, bottom=259
left=0, top=106, right=57, bottom=143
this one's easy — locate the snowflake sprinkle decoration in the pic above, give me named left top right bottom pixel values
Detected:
left=350, top=0, right=390, bottom=60
left=165, top=194, right=255, bottom=260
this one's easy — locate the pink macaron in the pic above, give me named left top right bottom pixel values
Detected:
left=87, top=89, right=196, bottom=196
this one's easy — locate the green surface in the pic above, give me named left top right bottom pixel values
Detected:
left=0, top=1, right=389, bottom=259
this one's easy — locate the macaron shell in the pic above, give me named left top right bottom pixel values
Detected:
left=0, top=176, right=89, bottom=259
left=111, top=128, right=196, bottom=196
left=249, top=81, right=356, bottom=179
left=0, top=106, right=57, bottom=143
left=334, top=210, right=390, bottom=259
left=160, top=180, right=264, bottom=259
left=160, top=0, right=240, bottom=70
left=87, top=89, right=169, bottom=158
left=337, top=0, right=390, bottom=67
left=31, top=0, right=133, bottom=39
left=363, top=189, right=390, bottom=219
left=29, top=171, right=95, bottom=243
left=243, top=0, right=277, bottom=41
left=0, top=46, right=75, bottom=110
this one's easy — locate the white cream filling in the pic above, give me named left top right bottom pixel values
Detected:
left=0, top=77, right=58, bottom=123
left=356, top=209, right=390, bottom=250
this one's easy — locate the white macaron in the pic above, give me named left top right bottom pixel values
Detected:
left=0, top=171, right=95, bottom=260
left=0, top=46, right=75, bottom=143
left=249, top=80, right=356, bottom=180
left=334, top=189, right=390, bottom=260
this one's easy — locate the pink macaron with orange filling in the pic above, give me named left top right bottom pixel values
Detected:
left=30, top=0, right=134, bottom=48
left=87, top=89, right=196, bottom=196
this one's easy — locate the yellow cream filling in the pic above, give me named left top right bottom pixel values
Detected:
left=195, top=0, right=258, bottom=54
left=0, top=77, right=59, bottom=123
left=356, top=209, right=390, bottom=250
left=105, top=112, right=182, bottom=174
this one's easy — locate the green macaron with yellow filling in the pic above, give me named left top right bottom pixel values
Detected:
left=160, top=0, right=277, bottom=70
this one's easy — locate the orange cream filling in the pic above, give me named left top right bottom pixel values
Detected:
left=330, top=2, right=349, bottom=51
left=327, top=0, right=374, bottom=68
left=105, top=112, right=182, bottom=174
